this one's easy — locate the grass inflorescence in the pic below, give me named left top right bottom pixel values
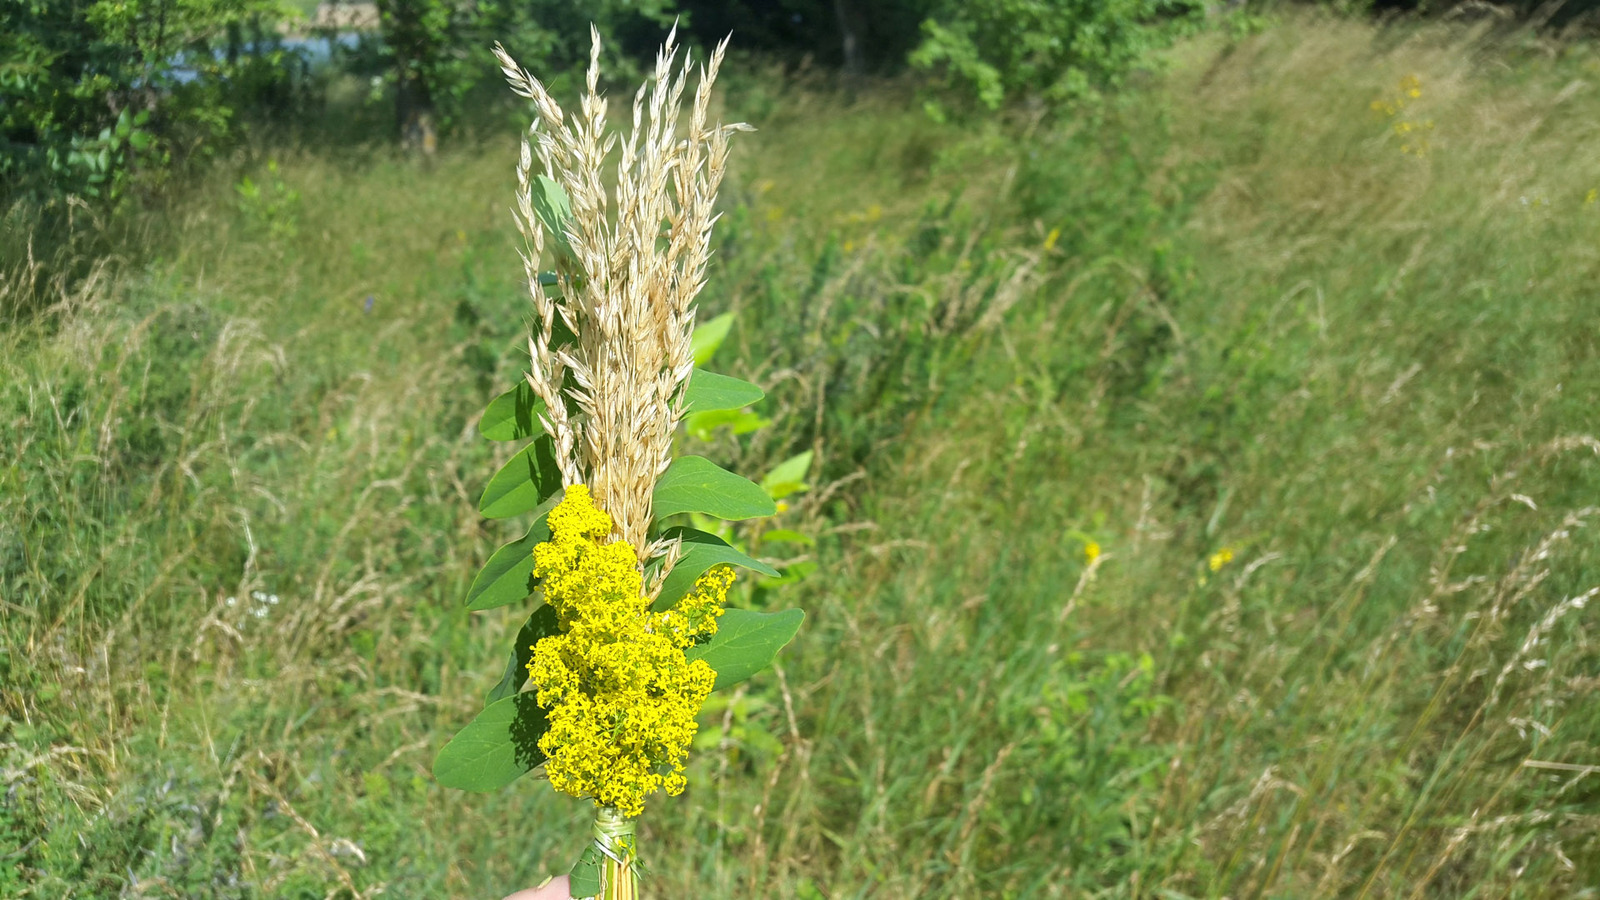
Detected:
left=4, top=10, right=1600, bottom=898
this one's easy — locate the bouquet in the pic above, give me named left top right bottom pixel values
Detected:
left=430, top=27, right=804, bottom=900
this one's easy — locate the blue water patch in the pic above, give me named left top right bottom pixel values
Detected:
left=165, top=32, right=365, bottom=85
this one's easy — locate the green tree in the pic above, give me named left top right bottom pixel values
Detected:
left=372, top=0, right=679, bottom=153
left=909, top=0, right=1204, bottom=110
left=0, top=0, right=291, bottom=201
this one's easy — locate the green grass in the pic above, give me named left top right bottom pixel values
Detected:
left=5, top=11, right=1600, bottom=898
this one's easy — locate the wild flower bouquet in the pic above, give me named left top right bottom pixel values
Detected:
left=431, top=29, right=803, bottom=899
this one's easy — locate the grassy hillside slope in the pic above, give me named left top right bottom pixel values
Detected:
left=4, top=12, right=1600, bottom=898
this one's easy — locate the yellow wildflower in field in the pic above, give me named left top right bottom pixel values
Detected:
left=1084, top=540, right=1101, bottom=564
left=1372, top=76, right=1432, bottom=156
left=1586, top=188, right=1597, bottom=205
left=526, top=486, right=731, bottom=817
left=1208, top=548, right=1235, bottom=572
left=1044, top=227, right=1061, bottom=251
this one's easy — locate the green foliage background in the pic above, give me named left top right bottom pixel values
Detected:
left=1, top=0, right=292, bottom=200
left=6, top=4, right=1600, bottom=899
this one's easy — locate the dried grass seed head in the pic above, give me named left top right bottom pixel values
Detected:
left=494, top=28, right=748, bottom=571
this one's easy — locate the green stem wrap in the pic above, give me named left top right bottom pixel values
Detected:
left=594, top=807, right=638, bottom=900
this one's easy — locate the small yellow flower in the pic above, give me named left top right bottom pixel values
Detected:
left=1043, top=227, right=1061, bottom=251
left=1208, top=548, right=1234, bottom=572
left=1084, top=541, right=1101, bottom=564
left=775, top=500, right=790, bottom=513
left=1586, top=188, right=1597, bottom=205
left=1400, top=74, right=1422, bottom=98
left=526, top=485, right=732, bottom=817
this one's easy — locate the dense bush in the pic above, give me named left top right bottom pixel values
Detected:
left=909, top=0, right=1205, bottom=109
left=0, top=0, right=292, bottom=202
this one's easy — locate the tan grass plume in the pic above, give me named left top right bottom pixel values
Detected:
left=493, top=27, right=750, bottom=577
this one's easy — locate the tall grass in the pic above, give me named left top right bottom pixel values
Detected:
left=4, top=10, right=1600, bottom=898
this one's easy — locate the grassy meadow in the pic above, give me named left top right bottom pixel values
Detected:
left=5, top=11, right=1600, bottom=898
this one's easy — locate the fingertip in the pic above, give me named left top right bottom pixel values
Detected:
left=500, top=874, right=571, bottom=900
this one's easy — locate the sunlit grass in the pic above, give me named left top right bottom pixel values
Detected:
left=4, top=10, right=1600, bottom=898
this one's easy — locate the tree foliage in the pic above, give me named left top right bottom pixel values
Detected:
left=909, top=0, right=1205, bottom=110
left=372, top=0, right=679, bottom=149
left=0, top=0, right=1217, bottom=203
left=1, top=0, right=291, bottom=201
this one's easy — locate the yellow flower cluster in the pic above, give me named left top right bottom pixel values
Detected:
left=1370, top=74, right=1433, bottom=157
left=526, top=486, right=733, bottom=817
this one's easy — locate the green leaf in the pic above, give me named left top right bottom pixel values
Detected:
left=485, top=604, right=560, bottom=705
left=759, top=559, right=818, bottom=589
left=532, top=175, right=575, bottom=258
left=479, top=381, right=545, bottom=442
left=479, top=435, right=563, bottom=519
left=761, top=450, right=814, bottom=500
left=432, top=693, right=550, bottom=792
left=653, top=456, right=776, bottom=521
left=651, top=527, right=780, bottom=612
left=686, top=408, right=771, bottom=441
left=686, top=608, right=805, bottom=692
left=465, top=505, right=555, bottom=611
left=683, top=369, right=764, bottom=414
left=569, top=845, right=602, bottom=897
left=761, top=528, right=815, bottom=547
left=691, top=312, right=735, bottom=366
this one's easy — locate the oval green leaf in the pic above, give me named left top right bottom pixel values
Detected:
left=465, top=498, right=558, bottom=611
left=686, top=408, right=771, bottom=441
left=484, top=604, right=560, bottom=705
left=653, top=456, right=776, bottom=522
left=683, top=369, right=764, bottom=414
left=569, top=846, right=602, bottom=898
left=479, top=435, right=563, bottom=519
left=432, top=693, right=550, bottom=792
left=691, top=312, right=735, bottom=366
left=533, top=175, right=575, bottom=258
left=761, top=450, right=814, bottom=500
left=651, top=527, right=780, bottom=612
left=480, top=381, right=546, bottom=442
left=685, top=607, right=804, bottom=692
left=761, top=528, right=815, bottom=547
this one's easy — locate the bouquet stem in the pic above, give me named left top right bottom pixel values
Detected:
left=594, top=807, right=638, bottom=900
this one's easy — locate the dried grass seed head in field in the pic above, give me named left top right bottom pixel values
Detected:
left=493, top=28, right=750, bottom=573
